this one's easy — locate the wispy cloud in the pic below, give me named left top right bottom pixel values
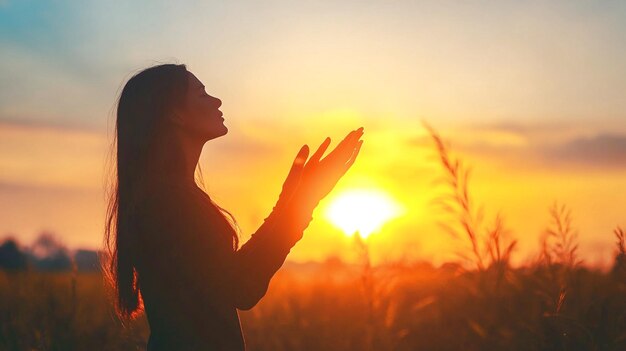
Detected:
left=543, top=133, right=626, bottom=168
left=0, top=120, right=108, bottom=189
left=410, top=121, right=626, bottom=170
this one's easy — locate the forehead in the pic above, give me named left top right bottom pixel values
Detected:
left=186, top=71, right=204, bottom=89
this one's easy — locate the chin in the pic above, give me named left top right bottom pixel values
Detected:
left=206, top=127, right=228, bottom=141
left=219, top=124, right=228, bottom=136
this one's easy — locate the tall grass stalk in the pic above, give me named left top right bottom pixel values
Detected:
left=539, top=202, right=581, bottom=321
left=423, top=122, right=516, bottom=273
left=613, top=226, right=626, bottom=278
left=423, top=123, right=485, bottom=270
left=541, top=202, right=581, bottom=269
left=354, top=232, right=376, bottom=351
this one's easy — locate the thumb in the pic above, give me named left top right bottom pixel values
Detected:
left=294, top=144, right=309, bottom=167
left=280, top=144, right=309, bottom=194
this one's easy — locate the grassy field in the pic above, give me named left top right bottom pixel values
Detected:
left=1, top=257, right=625, bottom=351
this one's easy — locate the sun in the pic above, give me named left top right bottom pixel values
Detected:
left=324, top=189, right=403, bottom=238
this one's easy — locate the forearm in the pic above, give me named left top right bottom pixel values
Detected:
left=237, top=199, right=316, bottom=271
left=227, top=199, right=317, bottom=309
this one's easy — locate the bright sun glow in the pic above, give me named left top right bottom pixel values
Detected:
left=324, top=189, right=403, bottom=238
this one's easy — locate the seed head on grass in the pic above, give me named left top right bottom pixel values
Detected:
left=539, top=202, right=581, bottom=316
left=613, top=226, right=626, bottom=277
left=615, top=227, right=625, bottom=257
left=422, top=121, right=485, bottom=271
left=542, top=202, right=581, bottom=269
left=486, top=213, right=517, bottom=274
left=422, top=121, right=517, bottom=273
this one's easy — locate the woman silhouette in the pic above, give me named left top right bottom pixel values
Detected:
left=103, top=63, right=364, bottom=350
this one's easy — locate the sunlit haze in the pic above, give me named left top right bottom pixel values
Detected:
left=1, top=0, right=625, bottom=267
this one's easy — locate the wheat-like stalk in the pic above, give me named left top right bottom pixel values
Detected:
left=539, top=202, right=582, bottom=318
left=543, top=202, right=581, bottom=268
left=423, top=122, right=485, bottom=271
left=423, top=122, right=518, bottom=273
left=615, top=227, right=625, bottom=256
left=613, top=226, right=626, bottom=278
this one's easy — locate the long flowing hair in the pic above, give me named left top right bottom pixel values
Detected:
left=102, top=63, right=240, bottom=320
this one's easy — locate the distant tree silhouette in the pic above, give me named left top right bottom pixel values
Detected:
left=29, top=231, right=72, bottom=271
left=0, top=237, right=27, bottom=270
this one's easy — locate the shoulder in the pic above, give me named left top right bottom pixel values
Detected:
left=134, top=182, right=215, bottom=241
left=133, top=182, right=231, bottom=249
left=132, top=182, right=207, bottom=230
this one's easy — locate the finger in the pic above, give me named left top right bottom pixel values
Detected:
left=342, top=139, right=363, bottom=172
left=308, top=137, right=331, bottom=164
left=288, top=144, right=309, bottom=176
left=293, top=144, right=309, bottom=167
left=346, top=127, right=364, bottom=146
left=338, top=128, right=360, bottom=146
left=337, top=127, right=364, bottom=150
left=326, top=128, right=363, bottom=162
left=281, top=145, right=308, bottom=191
left=344, top=127, right=364, bottom=142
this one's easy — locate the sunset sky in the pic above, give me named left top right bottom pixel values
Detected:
left=1, top=0, right=625, bottom=267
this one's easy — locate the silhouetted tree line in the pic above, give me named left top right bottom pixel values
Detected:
left=0, top=231, right=100, bottom=272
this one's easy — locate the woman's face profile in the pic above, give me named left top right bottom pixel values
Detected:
left=173, top=71, right=227, bottom=141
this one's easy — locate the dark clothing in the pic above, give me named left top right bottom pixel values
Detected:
left=133, top=178, right=312, bottom=350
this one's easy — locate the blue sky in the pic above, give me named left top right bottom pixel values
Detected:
left=2, top=0, right=625, bottom=130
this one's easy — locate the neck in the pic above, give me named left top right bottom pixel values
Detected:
left=151, top=131, right=205, bottom=185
